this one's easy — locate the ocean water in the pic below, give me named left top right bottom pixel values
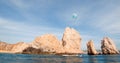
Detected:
left=0, top=53, right=120, bottom=63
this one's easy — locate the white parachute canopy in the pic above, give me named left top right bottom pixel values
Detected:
left=72, top=13, right=78, bottom=19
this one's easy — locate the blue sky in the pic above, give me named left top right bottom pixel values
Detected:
left=0, top=0, right=120, bottom=50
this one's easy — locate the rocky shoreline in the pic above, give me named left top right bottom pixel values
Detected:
left=0, top=27, right=119, bottom=55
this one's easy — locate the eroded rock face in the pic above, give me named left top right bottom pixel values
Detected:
left=11, top=42, right=30, bottom=53
left=0, top=27, right=83, bottom=54
left=0, top=42, right=13, bottom=52
left=62, top=27, right=82, bottom=53
left=101, top=37, right=119, bottom=54
left=32, top=34, right=64, bottom=53
left=87, top=40, right=98, bottom=55
left=0, top=42, right=30, bottom=53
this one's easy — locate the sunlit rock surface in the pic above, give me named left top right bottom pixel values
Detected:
left=62, top=27, right=82, bottom=54
left=32, top=34, right=64, bottom=54
left=0, top=41, right=29, bottom=53
left=101, top=37, right=119, bottom=54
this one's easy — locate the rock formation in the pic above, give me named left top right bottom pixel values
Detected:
left=0, top=41, right=30, bottom=53
left=62, top=27, right=82, bottom=54
left=1, top=27, right=120, bottom=55
left=101, top=37, right=119, bottom=54
left=87, top=40, right=98, bottom=55
left=0, top=27, right=83, bottom=54
left=11, top=42, right=30, bottom=53
left=32, top=34, right=64, bottom=53
left=0, top=42, right=13, bottom=52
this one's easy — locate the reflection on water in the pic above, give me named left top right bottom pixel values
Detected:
left=0, top=53, right=120, bottom=63
left=35, top=56, right=83, bottom=63
left=88, top=55, right=98, bottom=63
left=86, top=55, right=120, bottom=63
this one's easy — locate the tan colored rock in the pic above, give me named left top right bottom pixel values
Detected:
left=0, top=34, right=65, bottom=54
left=87, top=40, right=98, bottom=55
left=32, top=34, right=64, bottom=53
left=11, top=42, right=30, bottom=53
left=0, top=42, right=14, bottom=52
left=0, top=41, right=30, bottom=53
left=101, top=37, right=119, bottom=54
left=0, top=27, right=83, bottom=54
left=62, top=27, right=82, bottom=53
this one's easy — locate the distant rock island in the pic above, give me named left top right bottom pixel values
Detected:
left=0, top=27, right=119, bottom=55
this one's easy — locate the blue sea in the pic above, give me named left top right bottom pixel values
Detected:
left=0, top=53, right=120, bottom=63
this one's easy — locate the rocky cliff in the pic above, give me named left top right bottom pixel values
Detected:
left=62, top=27, right=82, bottom=54
left=101, top=37, right=119, bottom=54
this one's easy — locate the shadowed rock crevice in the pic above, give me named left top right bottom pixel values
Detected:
left=22, top=47, right=53, bottom=54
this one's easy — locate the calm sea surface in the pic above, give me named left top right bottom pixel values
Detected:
left=0, top=53, right=120, bottom=63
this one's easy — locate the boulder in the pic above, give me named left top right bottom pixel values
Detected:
left=101, top=37, right=119, bottom=54
left=87, top=40, right=98, bottom=55
left=62, top=27, right=82, bottom=54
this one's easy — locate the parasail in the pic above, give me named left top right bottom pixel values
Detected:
left=72, top=13, right=78, bottom=19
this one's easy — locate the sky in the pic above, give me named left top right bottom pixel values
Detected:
left=0, top=0, right=120, bottom=50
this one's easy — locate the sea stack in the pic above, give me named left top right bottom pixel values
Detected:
left=62, top=27, right=82, bottom=54
left=101, top=37, right=119, bottom=54
left=87, top=40, right=98, bottom=55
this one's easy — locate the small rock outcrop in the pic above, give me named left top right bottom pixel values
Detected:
left=101, top=37, right=119, bottom=54
left=0, top=42, right=29, bottom=53
left=0, top=42, right=13, bottom=52
left=87, top=40, right=98, bottom=55
left=62, top=27, right=82, bottom=54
